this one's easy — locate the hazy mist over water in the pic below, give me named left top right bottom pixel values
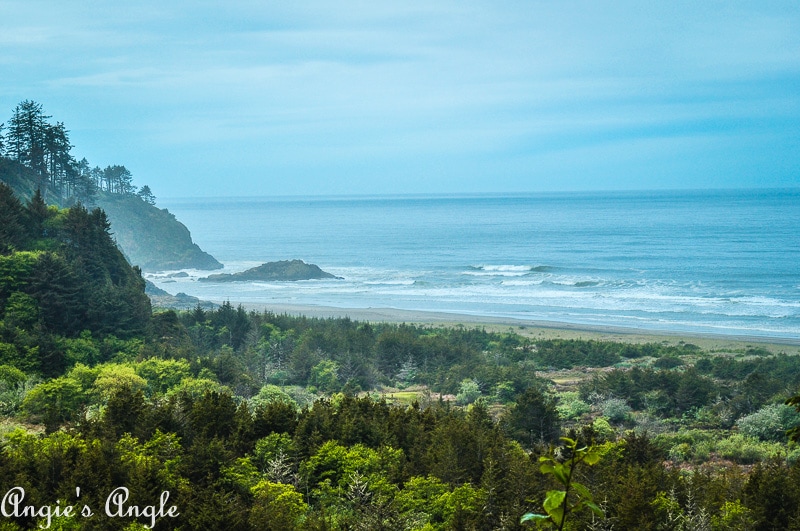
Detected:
left=151, top=189, right=800, bottom=338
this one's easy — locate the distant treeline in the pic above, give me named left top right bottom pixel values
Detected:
left=0, top=100, right=155, bottom=205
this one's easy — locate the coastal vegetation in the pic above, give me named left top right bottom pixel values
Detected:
left=1, top=184, right=800, bottom=528
left=0, top=101, right=221, bottom=271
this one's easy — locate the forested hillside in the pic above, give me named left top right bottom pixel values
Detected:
left=2, top=183, right=800, bottom=529
left=0, top=101, right=221, bottom=271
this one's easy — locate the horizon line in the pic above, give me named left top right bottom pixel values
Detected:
left=159, top=185, right=800, bottom=202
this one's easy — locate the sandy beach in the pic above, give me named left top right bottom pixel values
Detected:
left=219, top=301, right=800, bottom=352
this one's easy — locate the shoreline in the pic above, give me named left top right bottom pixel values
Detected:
left=210, top=300, right=800, bottom=351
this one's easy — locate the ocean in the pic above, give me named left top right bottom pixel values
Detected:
left=150, top=189, right=800, bottom=340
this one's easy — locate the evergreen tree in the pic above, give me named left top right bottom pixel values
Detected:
left=7, top=100, right=50, bottom=186
left=43, top=121, right=74, bottom=193
left=502, top=386, right=561, bottom=447
left=29, top=251, right=85, bottom=337
left=70, top=158, right=97, bottom=204
left=25, top=188, right=51, bottom=239
left=102, top=164, right=134, bottom=194
left=137, top=184, right=156, bottom=205
left=0, top=182, right=27, bottom=253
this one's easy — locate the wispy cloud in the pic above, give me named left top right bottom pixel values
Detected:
left=2, top=0, right=798, bottom=195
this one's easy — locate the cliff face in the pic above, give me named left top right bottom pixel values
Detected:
left=95, top=194, right=223, bottom=271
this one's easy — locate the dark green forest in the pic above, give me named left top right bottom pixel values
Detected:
left=3, top=105, right=800, bottom=529
left=0, top=100, right=153, bottom=207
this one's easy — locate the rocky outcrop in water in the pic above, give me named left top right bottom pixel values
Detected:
left=199, top=260, right=339, bottom=282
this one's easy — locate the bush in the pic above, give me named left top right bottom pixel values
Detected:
left=591, top=417, right=616, bottom=441
left=556, top=391, right=591, bottom=420
left=456, top=379, right=481, bottom=406
left=715, top=434, right=785, bottom=464
left=737, top=403, right=800, bottom=442
left=250, top=384, right=297, bottom=410
left=599, top=397, right=632, bottom=423
left=654, top=356, right=683, bottom=369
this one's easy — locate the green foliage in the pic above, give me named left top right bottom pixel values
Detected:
left=651, top=488, right=711, bottom=531
left=165, top=377, right=230, bottom=399
left=598, top=397, right=632, bottom=424
left=300, top=441, right=403, bottom=500
left=0, top=251, right=40, bottom=303
left=737, top=402, right=800, bottom=441
left=581, top=365, right=718, bottom=417
left=134, top=357, right=192, bottom=395
left=521, top=437, right=605, bottom=530
left=503, top=386, right=561, bottom=446
left=455, top=378, right=482, bottom=405
left=715, top=433, right=786, bottom=464
left=555, top=391, right=591, bottom=421
left=743, top=459, right=800, bottom=529
left=309, top=359, right=340, bottom=393
left=93, top=364, right=148, bottom=400
left=250, top=384, right=298, bottom=409
left=249, top=480, right=308, bottom=530
left=3, top=292, right=38, bottom=329
left=712, top=500, right=754, bottom=531
left=532, top=339, right=622, bottom=368
left=591, top=417, right=616, bottom=442
left=0, top=364, right=33, bottom=415
left=786, top=391, right=800, bottom=443
left=0, top=183, right=28, bottom=254
left=21, top=375, right=87, bottom=430
left=254, top=433, right=296, bottom=473
left=60, top=331, right=101, bottom=367
left=0, top=185, right=152, bottom=369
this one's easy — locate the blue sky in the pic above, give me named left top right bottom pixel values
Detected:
left=2, top=1, right=798, bottom=197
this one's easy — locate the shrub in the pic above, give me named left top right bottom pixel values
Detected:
left=737, top=403, right=800, bottom=442
left=591, top=417, right=616, bottom=441
left=456, top=379, right=481, bottom=406
left=715, top=434, right=785, bottom=464
left=556, top=391, right=591, bottom=420
left=599, top=397, right=632, bottom=423
left=654, top=356, right=683, bottom=369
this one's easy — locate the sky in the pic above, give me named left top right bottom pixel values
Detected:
left=2, top=1, right=799, bottom=198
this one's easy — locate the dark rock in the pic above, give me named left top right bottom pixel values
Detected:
left=146, top=280, right=217, bottom=310
left=200, top=259, right=340, bottom=282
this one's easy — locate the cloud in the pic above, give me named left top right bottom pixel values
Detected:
left=2, top=0, right=799, bottom=196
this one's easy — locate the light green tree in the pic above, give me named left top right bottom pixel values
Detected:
left=456, top=379, right=482, bottom=405
left=249, top=481, right=307, bottom=531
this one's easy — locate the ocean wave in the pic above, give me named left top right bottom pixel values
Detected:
left=464, top=264, right=539, bottom=277
left=501, top=280, right=545, bottom=287
left=476, top=264, right=532, bottom=272
left=364, top=280, right=416, bottom=286
left=463, top=270, right=530, bottom=277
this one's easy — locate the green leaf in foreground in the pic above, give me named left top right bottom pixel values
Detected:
left=522, top=438, right=607, bottom=530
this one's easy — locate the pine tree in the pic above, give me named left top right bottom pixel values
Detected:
left=502, top=386, right=561, bottom=447
left=137, top=184, right=156, bottom=205
left=25, top=188, right=51, bottom=239
left=0, top=182, right=27, bottom=253
left=8, top=100, right=51, bottom=188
